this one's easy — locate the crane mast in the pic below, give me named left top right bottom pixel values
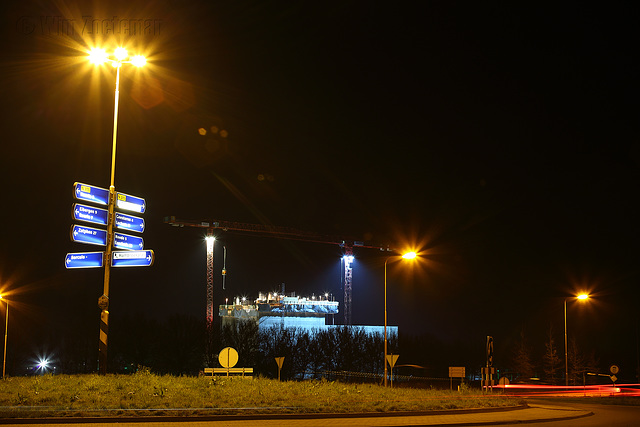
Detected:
left=164, top=216, right=389, bottom=327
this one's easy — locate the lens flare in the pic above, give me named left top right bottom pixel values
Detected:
left=88, top=48, right=108, bottom=65
left=131, top=55, right=147, bottom=67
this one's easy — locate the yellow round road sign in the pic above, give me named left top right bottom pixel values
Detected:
left=219, top=347, right=239, bottom=368
left=610, top=365, right=619, bottom=375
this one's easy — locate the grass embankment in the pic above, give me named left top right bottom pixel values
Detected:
left=0, top=372, right=522, bottom=418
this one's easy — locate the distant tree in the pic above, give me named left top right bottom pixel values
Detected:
left=542, top=325, right=562, bottom=384
left=512, top=330, right=535, bottom=381
left=220, top=320, right=259, bottom=367
left=257, top=326, right=303, bottom=380
left=154, top=314, right=206, bottom=375
left=568, top=337, right=599, bottom=385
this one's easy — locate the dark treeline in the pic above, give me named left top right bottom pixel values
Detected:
left=41, top=314, right=399, bottom=379
left=10, top=313, right=604, bottom=384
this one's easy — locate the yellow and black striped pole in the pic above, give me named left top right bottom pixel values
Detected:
left=99, top=184, right=116, bottom=374
left=98, top=61, right=121, bottom=375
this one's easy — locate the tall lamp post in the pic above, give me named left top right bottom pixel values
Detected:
left=88, top=47, right=146, bottom=374
left=384, top=251, right=417, bottom=387
left=1, top=295, right=8, bottom=379
left=564, top=293, right=589, bottom=386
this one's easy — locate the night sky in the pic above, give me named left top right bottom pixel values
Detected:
left=1, top=1, right=639, bottom=379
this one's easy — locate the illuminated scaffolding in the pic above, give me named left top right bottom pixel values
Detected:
left=164, top=216, right=390, bottom=326
left=342, top=249, right=354, bottom=326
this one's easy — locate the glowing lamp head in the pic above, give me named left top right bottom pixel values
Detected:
left=37, top=358, right=50, bottom=370
left=131, top=55, right=146, bottom=67
left=343, top=255, right=354, bottom=264
left=402, top=251, right=417, bottom=260
left=88, top=48, right=108, bottom=65
left=114, top=47, right=128, bottom=61
left=577, top=294, right=589, bottom=301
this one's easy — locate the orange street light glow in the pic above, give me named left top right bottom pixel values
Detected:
left=88, top=48, right=146, bottom=68
left=577, top=294, right=589, bottom=300
left=88, top=48, right=108, bottom=65
left=114, top=47, right=128, bottom=61
left=131, top=55, right=147, bottom=67
left=402, top=251, right=417, bottom=260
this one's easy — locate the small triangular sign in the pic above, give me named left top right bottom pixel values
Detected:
left=275, top=357, right=285, bottom=369
left=386, top=354, right=399, bottom=368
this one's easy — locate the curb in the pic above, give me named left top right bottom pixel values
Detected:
left=0, top=404, right=530, bottom=424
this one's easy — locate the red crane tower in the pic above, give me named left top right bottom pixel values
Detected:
left=163, top=216, right=389, bottom=328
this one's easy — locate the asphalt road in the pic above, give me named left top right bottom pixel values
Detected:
left=0, top=401, right=637, bottom=426
left=519, top=401, right=640, bottom=426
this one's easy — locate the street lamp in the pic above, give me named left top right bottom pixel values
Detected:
left=0, top=295, right=8, bottom=379
left=564, top=293, right=590, bottom=386
left=384, top=251, right=417, bottom=387
left=88, top=47, right=146, bottom=375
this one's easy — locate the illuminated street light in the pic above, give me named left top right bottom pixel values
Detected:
left=384, top=251, right=418, bottom=387
left=88, top=48, right=108, bottom=65
left=564, top=293, right=590, bottom=386
left=131, top=55, right=147, bottom=67
left=37, top=358, right=50, bottom=372
left=88, top=46, right=146, bottom=375
left=114, top=47, right=128, bottom=61
left=402, top=252, right=417, bottom=260
left=0, top=295, right=7, bottom=379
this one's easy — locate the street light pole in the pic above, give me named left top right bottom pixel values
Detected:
left=89, top=48, right=146, bottom=375
left=383, top=251, right=417, bottom=387
left=564, top=293, right=590, bottom=387
left=384, top=257, right=389, bottom=387
left=564, top=298, right=568, bottom=386
left=1, top=296, right=7, bottom=379
left=98, top=58, right=121, bottom=376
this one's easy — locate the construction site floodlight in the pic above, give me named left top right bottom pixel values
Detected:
left=343, top=255, right=354, bottom=263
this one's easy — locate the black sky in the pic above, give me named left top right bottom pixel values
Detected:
left=0, top=1, right=639, bottom=378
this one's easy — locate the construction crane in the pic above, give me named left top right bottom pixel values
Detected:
left=163, top=216, right=389, bottom=328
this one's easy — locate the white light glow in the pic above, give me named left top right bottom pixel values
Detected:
left=205, top=236, right=214, bottom=254
left=116, top=199, right=144, bottom=213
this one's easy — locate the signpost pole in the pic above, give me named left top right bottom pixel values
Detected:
left=99, top=63, right=121, bottom=375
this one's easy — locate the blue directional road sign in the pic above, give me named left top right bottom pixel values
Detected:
left=72, top=203, right=108, bottom=226
left=74, top=182, right=109, bottom=206
left=115, top=212, right=145, bottom=233
left=113, top=232, right=144, bottom=251
left=111, top=250, right=154, bottom=267
left=71, top=224, right=107, bottom=246
left=116, top=192, right=146, bottom=214
left=65, top=252, right=104, bottom=269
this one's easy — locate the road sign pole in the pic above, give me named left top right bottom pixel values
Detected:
left=99, top=64, right=120, bottom=376
left=99, top=187, right=115, bottom=375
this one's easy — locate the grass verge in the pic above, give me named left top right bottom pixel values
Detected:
left=0, top=372, right=522, bottom=418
